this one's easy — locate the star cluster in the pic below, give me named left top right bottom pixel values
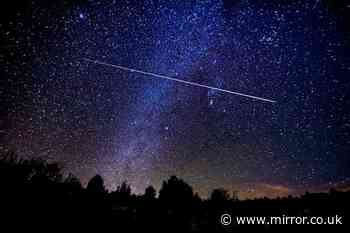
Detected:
left=1, top=0, right=350, bottom=198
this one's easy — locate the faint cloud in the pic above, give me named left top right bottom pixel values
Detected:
left=238, top=183, right=294, bottom=199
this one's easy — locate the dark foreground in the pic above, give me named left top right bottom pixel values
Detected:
left=1, top=152, right=348, bottom=232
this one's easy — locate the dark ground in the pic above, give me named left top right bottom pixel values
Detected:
left=0, top=151, right=348, bottom=232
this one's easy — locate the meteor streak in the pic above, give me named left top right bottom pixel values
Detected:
left=83, top=58, right=276, bottom=103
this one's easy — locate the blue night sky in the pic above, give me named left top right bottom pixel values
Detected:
left=1, top=0, right=350, bottom=198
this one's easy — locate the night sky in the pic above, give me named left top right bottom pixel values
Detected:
left=1, top=0, right=350, bottom=199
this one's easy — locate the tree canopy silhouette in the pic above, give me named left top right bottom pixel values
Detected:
left=144, top=185, right=157, bottom=201
left=210, top=188, right=231, bottom=203
left=159, top=175, right=194, bottom=209
left=87, top=174, right=106, bottom=195
left=0, top=151, right=348, bottom=232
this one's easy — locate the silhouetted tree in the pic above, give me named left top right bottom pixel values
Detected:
left=109, top=181, right=133, bottom=204
left=117, top=181, right=131, bottom=200
left=210, top=188, right=231, bottom=203
left=1, top=150, right=349, bottom=232
left=87, top=174, right=106, bottom=195
left=144, top=185, right=156, bottom=201
left=159, top=176, right=193, bottom=199
left=64, top=173, right=82, bottom=193
left=158, top=176, right=195, bottom=231
left=159, top=176, right=194, bottom=208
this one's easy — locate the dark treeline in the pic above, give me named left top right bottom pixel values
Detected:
left=0, top=151, right=348, bottom=232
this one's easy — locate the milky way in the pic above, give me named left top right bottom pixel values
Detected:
left=1, top=0, right=350, bottom=198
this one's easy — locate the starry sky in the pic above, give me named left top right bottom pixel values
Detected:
left=1, top=0, right=350, bottom=199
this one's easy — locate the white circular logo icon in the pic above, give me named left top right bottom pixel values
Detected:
left=221, top=213, right=232, bottom=226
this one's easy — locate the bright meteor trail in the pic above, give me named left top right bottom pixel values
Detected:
left=83, top=58, right=276, bottom=103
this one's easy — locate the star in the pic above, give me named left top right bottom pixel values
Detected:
left=209, top=99, right=214, bottom=106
